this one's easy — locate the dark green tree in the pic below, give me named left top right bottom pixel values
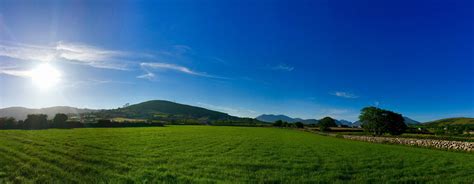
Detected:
left=273, top=120, right=283, bottom=127
left=319, top=117, right=336, bottom=132
left=23, top=114, right=48, bottom=129
left=359, top=107, right=407, bottom=135
left=52, top=113, right=68, bottom=128
left=294, top=122, right=304, bottom=128
left=0, top=117, right=17, bottom=129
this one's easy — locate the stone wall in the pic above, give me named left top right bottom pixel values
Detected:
left=341, top=135, right=474, bottom=152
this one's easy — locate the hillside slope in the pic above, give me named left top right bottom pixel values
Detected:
left=98, top=100, right=235, bottom=121
left=425, top=117, right=474, bottom=126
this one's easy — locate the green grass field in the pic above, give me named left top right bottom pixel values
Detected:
left=0, top=126, right=473, bottom=183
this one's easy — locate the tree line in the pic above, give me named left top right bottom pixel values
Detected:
left=0, top=113, right=163, bottom=130
left=272, top=106, right=408, bottom=135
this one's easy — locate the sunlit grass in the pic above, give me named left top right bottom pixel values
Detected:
left=0, top=126, right=473, bottom=183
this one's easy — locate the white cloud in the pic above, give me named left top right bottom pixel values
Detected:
left=374, top=101, right=380, bottom=107
left=56, top=42, right=131, bottom=70
left=136, top=72, right=155, bottom=80
left=139, top=62, right=228, bottom=79
left=331, top=91, right=359, bottom=99
left=0, top=43, right=55, bottom=62
left=272, top=64, right=294, bottom=71
left=0, top=41, right=134, bottom=70
left=0, top=68, right=31, bottom=78
left=1, top=41, right=228, bottom=81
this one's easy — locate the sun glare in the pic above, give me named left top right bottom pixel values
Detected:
left=30, top=63, right=61, bottom=90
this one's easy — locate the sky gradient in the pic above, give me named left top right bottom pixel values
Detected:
left=0, top=0, right=473, bottom=122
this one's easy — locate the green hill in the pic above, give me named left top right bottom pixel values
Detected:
left=95, top=100, right=244, bottom=124
left=424, top=117, right=474, bottom=126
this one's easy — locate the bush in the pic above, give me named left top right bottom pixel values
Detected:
left=294, top=122, right=304, bottom=128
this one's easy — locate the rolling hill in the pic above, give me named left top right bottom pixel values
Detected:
left=0, top=100, right=263, bottom=124
left=424, top=117, right=474, bottom=126
left=0, top=106, right=95, bottom=120
left=403, top=116, right=421, bottom=125
left=96, top=100, right=238, bottom=122
left=256, top=114, right=319, bottom=124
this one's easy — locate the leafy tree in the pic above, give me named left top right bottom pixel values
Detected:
left=359, top=107, right=407, bottom=135
left=319, top=117, right=336, bottom=132
left=0, top=117, right=17, bottom=129
left=273, top=120, right=283, bottom=127
left=294, top=122, right=304, bottom=128
left=22, top=114, right=48, bottom=129
left=52, top=113, right=68, bottom=128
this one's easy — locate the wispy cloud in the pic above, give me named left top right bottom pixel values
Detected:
left=62, top=79, right=133, bottom=89
left=56, top=42, right=132, bottom=70
left=373, top=101, right=380, bottom=107
left=136, top=72, right=155, bottom=80
left=139, top=62, right=228, bottom=80
left=0, top=41, right=137, bottom=70
left=0, top=43, right=55, bottom=62
left=331, top=91, right=359, bottom=99
left=271, top=64, right=294, bottom=71
left=1, top=41, right=229, bottom=81
left=0, top=68, right=31, bottom=78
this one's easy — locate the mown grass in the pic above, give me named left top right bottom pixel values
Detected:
left=0, top=126, right=473, bottom=183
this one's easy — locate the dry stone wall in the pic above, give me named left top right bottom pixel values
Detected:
left=342, top=135, right=473, bottom=152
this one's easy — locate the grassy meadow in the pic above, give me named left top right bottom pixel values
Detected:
left=0, top=126, right=473, bottom=183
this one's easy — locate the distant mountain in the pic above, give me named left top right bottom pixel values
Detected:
left=256, top=114, right=319, bottom=124
left=336, top=120, right=353, bottom=126
left=257, top=114, right=296, bottom=123
left=98, top=100, right=236, bottom=121
left=403, top=116, right=421, bottom=125
left=0, top=106, right=95, bottom=120
left=301, top=119, right=319, bottom=124
left=352, top=121, right=362, bottom=127
left=424, top=117, right=474, bottom=126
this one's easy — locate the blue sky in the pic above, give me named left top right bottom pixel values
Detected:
left=0, top=0, right=472, bottom=122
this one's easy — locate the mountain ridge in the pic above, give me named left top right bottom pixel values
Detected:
left=0, top=106, right=95, bottom=120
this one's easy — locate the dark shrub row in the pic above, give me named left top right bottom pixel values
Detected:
left=0, top=114, right=163, bottom=130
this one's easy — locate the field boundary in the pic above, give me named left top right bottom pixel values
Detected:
left=301, top=129, right=474, bottom=152
left=340, top=135, right=473, bottom=152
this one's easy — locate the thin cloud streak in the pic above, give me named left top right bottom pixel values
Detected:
left=0, top=68, right=31, bottom=78
left=331, top=91, right=359, bottom=99
left=271, top=64, right=294, bottom=71
left=139, top=62, right=228, bottom=80
left=0, top=41, right=136, bottom=70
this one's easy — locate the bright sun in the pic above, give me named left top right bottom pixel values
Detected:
left=30, top=63, right=61, bottom=90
